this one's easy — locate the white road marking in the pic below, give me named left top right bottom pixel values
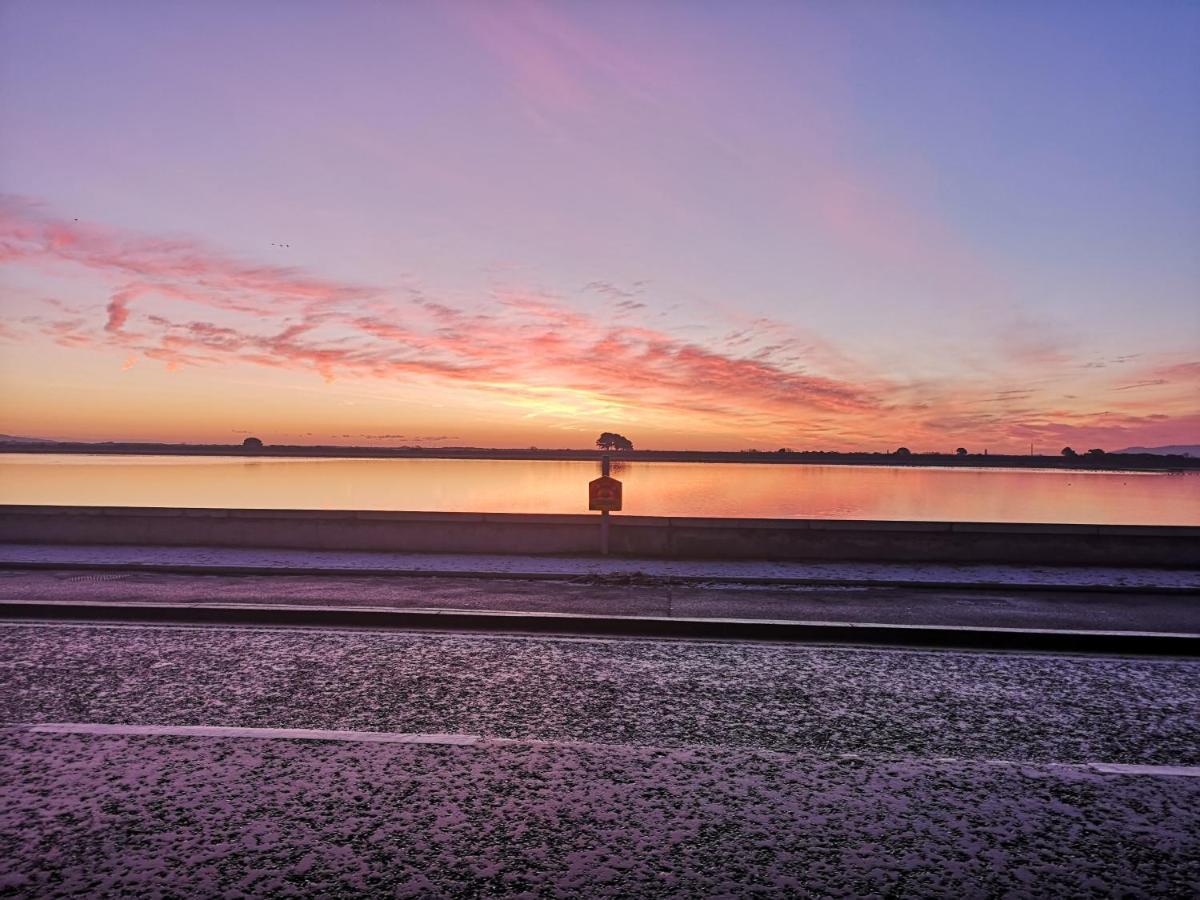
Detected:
left=1088, top=763, right=1200, bottom=778
left=27, top=723, right=481, bottom=745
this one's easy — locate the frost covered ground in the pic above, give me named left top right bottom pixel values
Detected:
left=1, top=623, right=1198, bottom=897
left=3, top=624, right=1198, bottom=762
left=4, top=730, right=1198, bottom=898
left=3, top=542, right=1197, bottom=590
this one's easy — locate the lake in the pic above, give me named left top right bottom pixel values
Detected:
left=1, top=453, right=1197, bottom=525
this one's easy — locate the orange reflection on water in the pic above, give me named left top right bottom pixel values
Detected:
left=0, top=454, right=1196, bottom=525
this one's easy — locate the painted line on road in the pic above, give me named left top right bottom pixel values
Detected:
left=1087, top=763, right=1200, bottom=777
left=16, top=723, right=1200, bottom=777
left=26, top=723, right=482, bottom=745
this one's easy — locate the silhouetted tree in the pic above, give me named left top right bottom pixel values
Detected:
left=956, top=447, right=968, bottom=456
left=242, top=437, right=264, bottom=450
left=596, top=432, right=634, bottom=451
left=1061, top=447, right=1078, bottom=457
left=894, top=447, right=912, bottom=457
left=1086, top=448, right=1105, bottom=456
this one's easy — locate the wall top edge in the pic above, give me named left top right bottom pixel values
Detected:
left=1, top=505, right=1196, bottom=536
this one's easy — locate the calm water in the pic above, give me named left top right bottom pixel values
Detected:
left=1, top=453, right=1197, bottom=525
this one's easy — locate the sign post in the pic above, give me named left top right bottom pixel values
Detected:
left=588, top=455, right=622, bottom=556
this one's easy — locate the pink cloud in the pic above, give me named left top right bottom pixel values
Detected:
left=0, top=196, right=374, bottom=317
left=3, top=198, right=1196, bottom=451
left=447, top=0, right=684, bottom=113
left=104, top=284, right=143, bottom=333
left=1151, top=360, right=1200, bottom=383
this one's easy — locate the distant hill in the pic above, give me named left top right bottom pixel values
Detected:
left=1115, top=444, right=1199, bottom=457
left=0, top=434, right=54, bottom=444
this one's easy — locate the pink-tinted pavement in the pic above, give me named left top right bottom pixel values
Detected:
left=4, top=729, right=1198, bottom=898
left=1, top=622, right=1198, bottom=896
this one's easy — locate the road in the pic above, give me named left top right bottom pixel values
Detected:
left=1, top=619, right=1198, bottom=897
left=2, top=568, right=1198, bottom=633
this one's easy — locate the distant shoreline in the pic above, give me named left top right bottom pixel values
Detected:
left=3, top=442, right=1198, bottom=472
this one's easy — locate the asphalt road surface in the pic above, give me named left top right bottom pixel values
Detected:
left=1, top=620, right=1198, bottom=897
left=2, top=569, right=1198, bottom=633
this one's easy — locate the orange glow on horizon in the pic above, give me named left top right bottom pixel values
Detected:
left=1, top=202, right=1197, bottom=453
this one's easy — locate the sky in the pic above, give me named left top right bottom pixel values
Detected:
left=1, top=0, right=1198, bottom=452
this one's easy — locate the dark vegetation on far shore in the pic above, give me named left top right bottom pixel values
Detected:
left=3, top=441, right=1198, bottom=472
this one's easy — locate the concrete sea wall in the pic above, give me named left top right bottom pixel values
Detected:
left=1, top=505, right=1197, bottom=567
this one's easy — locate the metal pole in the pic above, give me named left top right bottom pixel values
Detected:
left=600, top=454, right=611, bottom=555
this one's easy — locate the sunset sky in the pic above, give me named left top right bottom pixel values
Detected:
left=1, top=1, right=1197, bottom=452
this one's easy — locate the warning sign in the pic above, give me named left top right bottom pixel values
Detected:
left=588, top=475, right=623, bottom=512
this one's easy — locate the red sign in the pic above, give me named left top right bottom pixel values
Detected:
left=589, top=475, right=623, bottom=511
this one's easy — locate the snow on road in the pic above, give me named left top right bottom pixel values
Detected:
left=2, top=622, right=1197, bottom=897
left=4, top=728, right=1198, bottom=897
left=3, top=623, right=1196, bottom=763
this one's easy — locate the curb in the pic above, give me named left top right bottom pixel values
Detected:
left=1, top=561, right=1196, bottom=596
left=2, top=600, right=1197, bottom=656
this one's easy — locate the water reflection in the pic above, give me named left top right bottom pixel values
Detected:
left=0, top=453, right=1196, bottom=526
left=605, top=460, right=632, bottom=476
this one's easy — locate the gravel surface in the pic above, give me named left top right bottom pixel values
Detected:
left=3, top=624, right=1197, bottom=765
left=4, top=542, right=1197, bottom=590
left=2, top=730, right=1198, bottom=898
left=4, top=569, right=1200, bottom=632
left=3, top=623, right=1198, bottom=897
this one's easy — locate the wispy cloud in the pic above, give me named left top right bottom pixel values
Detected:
left=3, top=198, right=1196, bottom=450
left=2, top=199, right=881, bottom=429
left=446, top=0, right=682, bottom=113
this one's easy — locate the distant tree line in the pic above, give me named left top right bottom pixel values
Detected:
left=766, top=445, right=1119, bottom=458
